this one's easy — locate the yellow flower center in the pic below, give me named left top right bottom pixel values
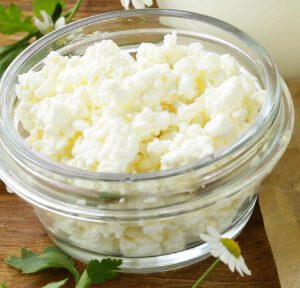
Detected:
left=220, top=238, right=241, bottom=258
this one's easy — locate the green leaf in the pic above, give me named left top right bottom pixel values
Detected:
left=75, top=270, right=90, bottom=288
left=86, top=259, right=122, bottom=284
left=64, top=0, right=83, bottom=23
left=0, top=44, right=28, bottom=77
left=0, top=46, right=9, bottom=53
left=0, top=4, right=36, bottom=34
left=42, top=278, right=68, bottom=288
left=75, top=259, right=122, bottom=288
left=41, top=247, right=80, bottom=282
left=0, top=45, right=12, bottom=59
left=6, top=248, right=45, bottom=273
left=0, top=32, right=39, bottom=59
left=0, top=283, right=8, bottom=288
left=0, top=33, right=38, bottom=71
left=33, top=0, right=65, bottom=17
left=52, top=3, right=63, bottom=23
left=6, top=246, right=80, bottom=283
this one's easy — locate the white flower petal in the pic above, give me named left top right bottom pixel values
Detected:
left=120, top=0, right=130, bottom=9
left=200, top=226, right=251, bottom=277
left=208, top=241, right=221, bottom=249
left=207, top=226, right=221, bottom=238
left=55, top=17, right=66, bottom=30
left=132, top=0, right=145, bottom=8
left=219, top=250, right=229, bottom=264
left=210, top=248, right=221, bottom=258
left=214, top=242, right=225, bottom=251
left=210, top=242, right=223, bottom=250
left=236, top=263, right=244, bottom=276
left=238, top=257, right=252, bottom=276
left=200, top=233, right=216, bottom=243
left=40, top=10, right=53, bottom=28
left=228, top=255, right=236, bottom=272
left=33, top=10, right=54, bottom=34
left=33, top=17, right=47, bottom=34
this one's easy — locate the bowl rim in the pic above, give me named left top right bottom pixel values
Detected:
left=0, top=8, right=280, bottom=182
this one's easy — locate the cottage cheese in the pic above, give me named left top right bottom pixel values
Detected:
left=16, top=34, right=265, bottom=258
left=40, top=186, right=255, bottom=257
left=16, top=33, right=265, bottom=173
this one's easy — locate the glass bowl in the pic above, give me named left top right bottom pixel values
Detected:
left=0, top=9, right=294, bottom=272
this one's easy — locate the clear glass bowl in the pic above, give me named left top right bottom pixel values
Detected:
left=0, top=9, right=294, bottom=272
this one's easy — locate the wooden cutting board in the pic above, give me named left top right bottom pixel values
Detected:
left=0, top=0, right=281, bottom=287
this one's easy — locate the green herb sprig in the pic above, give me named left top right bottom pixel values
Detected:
left=0, top=0, right=84, bottom=77
left=5, top=246, right=122, bottom=288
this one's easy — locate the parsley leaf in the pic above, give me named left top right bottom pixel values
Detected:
left=5, top=246, right=122, bottom=288
left=40, top=247, right=80, bottom=283
left=0, top=4, right=36, bottom=35
left=6, top=246, right=80, bottom=283
left=76, top=259, right=122, bottom=288
left=6, top=248, right=44, bottom=272
left=86, top=259, right=122, bottom=284
left=33, top=0, right=65, bottom=17
left=0, top=283, right=8, bottom=288
left=42, top=278, right=68, bottom=288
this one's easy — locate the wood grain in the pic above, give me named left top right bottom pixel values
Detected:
left=0, top=0, right=280, bottom=287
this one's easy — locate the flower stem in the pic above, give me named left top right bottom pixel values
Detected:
left=192, top=258, right=221, bottom=288
left=0, top=32, right=39, bottom=59
left=65, top=0, right=84, bottom=23
left=75, top=270, right=91, bottom=288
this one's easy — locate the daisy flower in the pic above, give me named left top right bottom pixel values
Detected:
left=120, top=0, right=153, bottom=9
left=192, top=227, right=251, bottom=288
left=201, top=226, right=252, bottom=276
left=33, top=10, right=66, bottom=35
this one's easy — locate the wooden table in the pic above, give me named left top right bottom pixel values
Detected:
left=0, top=1, right=281, bottom=287
left=0, top=186, right=280, bottom=288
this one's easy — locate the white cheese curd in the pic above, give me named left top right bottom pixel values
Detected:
left=46, top=186, right=254, bottom=257
left=16, top=33, right=265, bottom=258
left=16, top=33, right=265, bottom=174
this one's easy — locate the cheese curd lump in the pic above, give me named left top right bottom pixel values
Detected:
left=15, top=34, right=265, bottom=258
left=15, top=33, right=265, bottom=173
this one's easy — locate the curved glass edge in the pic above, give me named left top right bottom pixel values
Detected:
left=0, top=9, right=281, bottom=182
left=0, top=76, right=293, bottom=219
